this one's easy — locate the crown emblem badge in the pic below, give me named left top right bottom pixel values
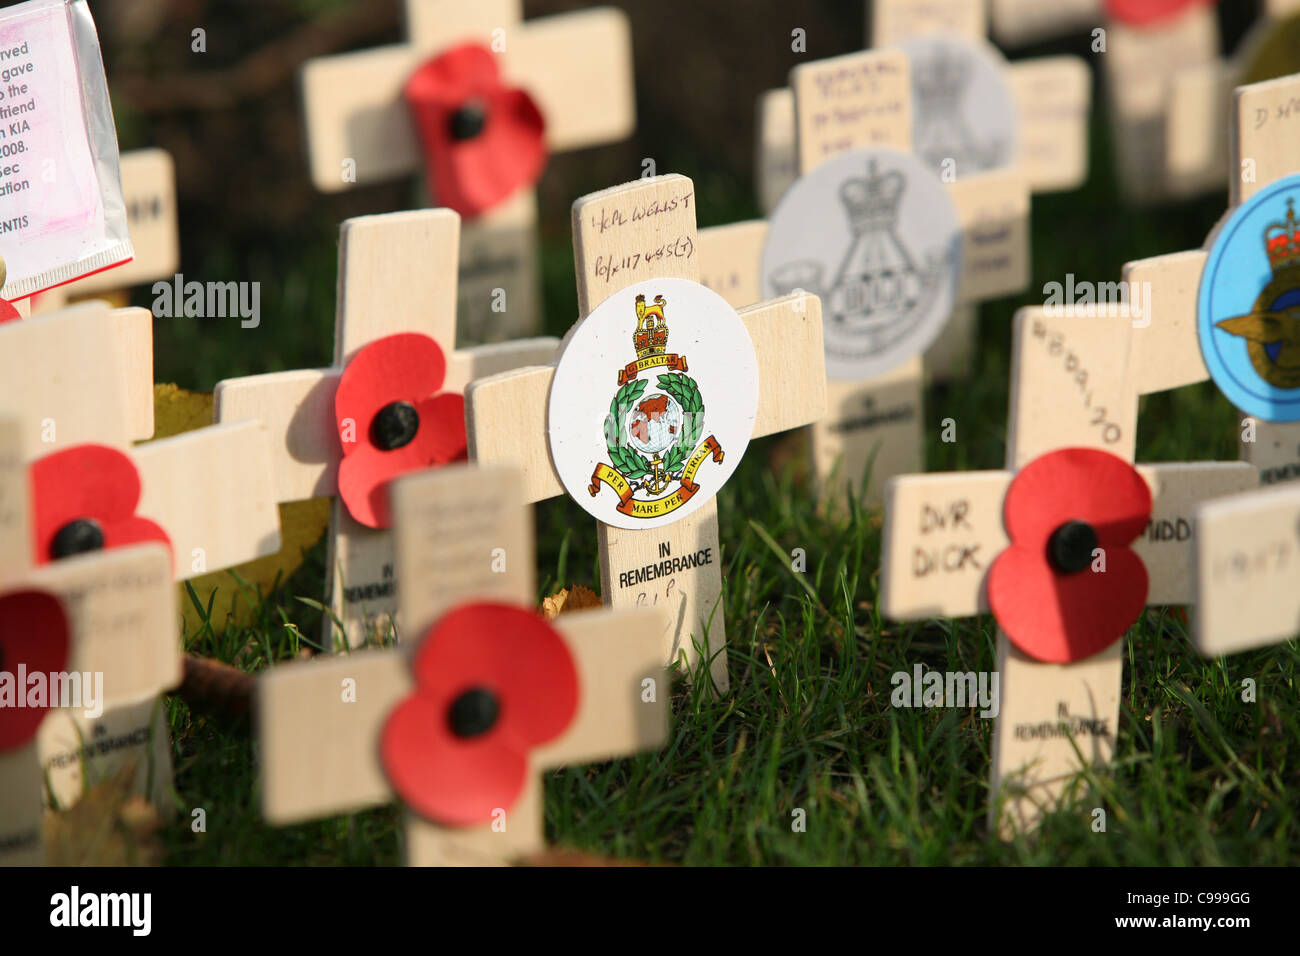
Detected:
left=590, top=293, right=725, bottom=518
left=1213, top=196, right=1300, bottom=390
left=768, top=161, right=949, bottom=351
left=905, top=36, right=1013, bottom=175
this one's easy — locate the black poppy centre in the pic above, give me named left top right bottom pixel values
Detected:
left=50, top=517, right=106, bottom=559
left=447, top=686, right=500, bottom=739
left=1046, top=519, right=1098, bottom=575
left=448, top=99, right=488, bottom=141
left=371, top=401, right=421, bottom=451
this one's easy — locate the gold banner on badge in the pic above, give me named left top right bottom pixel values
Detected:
left=589, top=435, right=724, bottom=519
left=616, top=353, right=688, bottom=386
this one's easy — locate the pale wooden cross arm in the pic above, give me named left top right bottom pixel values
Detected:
left=258, top=607, right=669, bottom=828
left=466, top=294, right=828, bottom=502
left=213, top=208, right=559, bottom=506
left=0, top=303, right=138, bottom=456
left=880, top=461, right=1256, bottom=622
left=1195, top=481, right=1300, bottom=655
left=0, top=419, right=178, bottom=864
left=390, top=463, right=535, bottom=634
left=1, top=297, right=278, bottom=582
left=214, top=335, right=559, bottom=507
left=329, top=209, right=559, bottom=376
left=1230, top=72, right=1300, bottom=207
left=25, top=544, right=179, bottom=707
left=134, top=420, right=283, bottom=580
left=301, top=2, right=634, bottom=192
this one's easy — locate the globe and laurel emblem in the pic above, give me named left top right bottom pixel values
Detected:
left=590, top=293, right=724, bottom=519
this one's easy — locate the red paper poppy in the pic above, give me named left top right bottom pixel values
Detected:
left=335, top=332, right=467, bottom=529
left=0, top=299, right=20, bottom=323
left=403, top=42, right=547, bottom=219
left=380, top=603, right=579, bottom=827
left=30, top=445, right=171, bottom=566
left=987, top=448, right=1152, bottom=664
left=0, top=589, right=69, bottom=751
left=1106, top=0, right=1214, bottom=27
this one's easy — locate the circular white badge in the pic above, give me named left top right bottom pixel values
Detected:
left=548, top=278, right=759, bottom=530
left=897, top=35, right=1018, bottom=179
left=761, top=146, right=961, bottom=381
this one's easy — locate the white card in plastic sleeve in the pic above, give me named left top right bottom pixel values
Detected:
left=0, top=0, right=131, bottom=299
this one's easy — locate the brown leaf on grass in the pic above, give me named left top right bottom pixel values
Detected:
left=44, top=763, right=164, bottom=867
left=540, top=584, right=602, bottom=620
left=177, top=654, right=254, bottom=719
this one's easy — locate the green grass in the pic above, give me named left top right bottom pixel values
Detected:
left=154, top=99, right=1297, bottom=867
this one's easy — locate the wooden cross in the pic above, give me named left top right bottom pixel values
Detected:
left=299, top=0, right=634, bottom=342
left=1103, top=0, right=1224, bottom=202
left=986, top=0, right=1102, bottom=48
left=258, top=462, right=668, bottom=866
left=0, top=302, right=283, bottom=583
left=1194, top=480, right=1300, bottom=655
left=721, top=5, right=1085, bottom=386
left=1166, top=0, right=1300, bottom=197
left=30, top=148, right=179, bottom=312
left=703, top=47, right=1029, bottom=507
left=0, top=416, right=177, bottom=866
left=1136, top=73, right=1300, bottom=493
left=749, top=2, right=1090, bottom=216
left=214, top=208, right=558, bottom=650
left=880, top=296, right=1256, bottom=834
left=465, top=174, right=827, bottom=692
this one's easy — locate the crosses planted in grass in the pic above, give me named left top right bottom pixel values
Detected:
left=299, top=0, right=635, bottom=342
left=215, top=209, right=559, bottom=651
left=881, top=294, right=1256, bottom=834
left=0, top=303, right=282, bottom=828
left=0, top=417, right=176, bottom=866
left=466, top=174, right=828, bottom=692
left=257, top=463, right=668, bottom=866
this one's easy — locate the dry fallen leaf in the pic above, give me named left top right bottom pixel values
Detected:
left=43, top=763, right=165, bottom=867
left=541, top=584, right=603, bottom=620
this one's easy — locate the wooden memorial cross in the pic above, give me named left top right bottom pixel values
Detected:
left=258, top=462, right=668, bottom=866
left=0, top=416, right=177, bottom=866
left=300, top=0, right=634, bottom=342
left=30, top=148, right=179, bottom=313
left=1132, top=72, right=1300, bottom=490
left=466, top=174, right=827, bottom=692
left=986, top=0, right=1102, bottom=48
left=880, top=301, right=1256, bottom=834
left=0, top=303, right=283, bottom=584
left=703, top=48, right=1028, bottom=508
left=717, top=4, right=1085, bottom=385
left=1166, top=0, right=1300, bottom=198
left=748, top=2, right=1089, bottom=214
left=215, top=209, right=558, bottom=650
left=1194, top=481, right=1300, bottom=655
left=1091, top=0, right=1223, bottom=202
left=0, top=302, right=280, bottom=840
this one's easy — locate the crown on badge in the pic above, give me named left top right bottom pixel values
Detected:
left=633, top=294, right=669, bottom=358
left=841, top=162, right=904, bottom=233
left=913, top=46, right=969, bottom=109
left=1264, top=198, right=1300, bottom=270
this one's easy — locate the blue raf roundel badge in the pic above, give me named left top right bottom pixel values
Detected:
left=1199, top=173, right=1300, bottom=422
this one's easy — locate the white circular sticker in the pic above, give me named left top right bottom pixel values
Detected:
left=761, top=146, right=961, bottom=381
left=897, top=34, right=1018, bottom=179
left=548, top=278, right=759, bottom=531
